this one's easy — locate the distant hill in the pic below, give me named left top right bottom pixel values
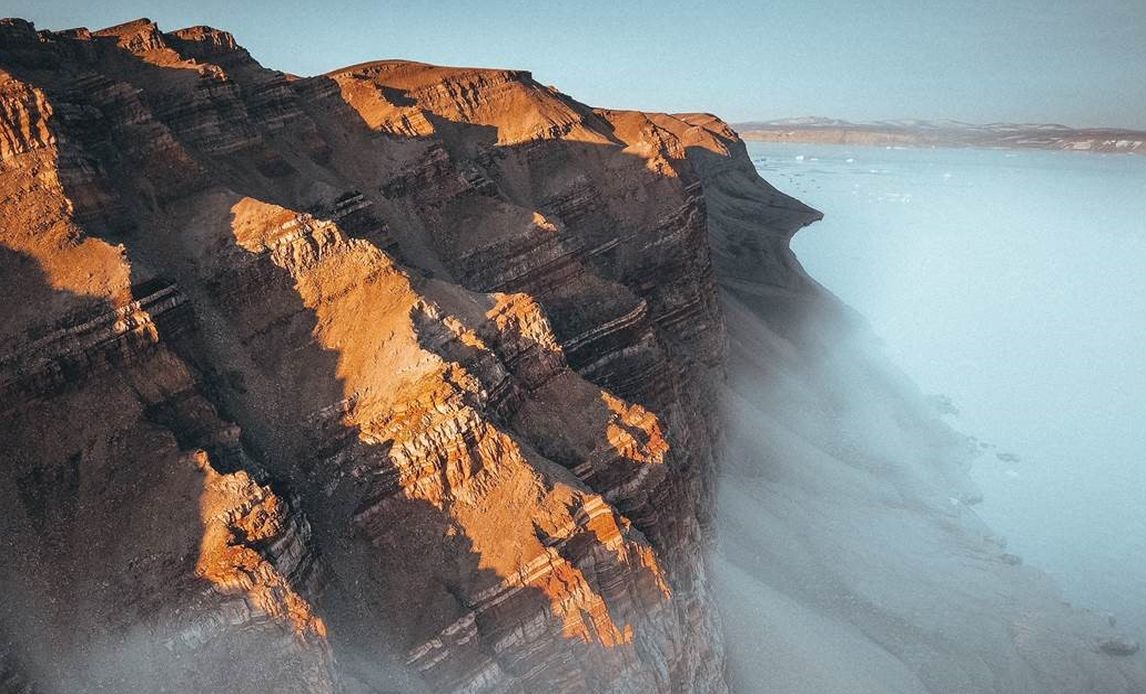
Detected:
left=733, top=117, right=1146, bottom=154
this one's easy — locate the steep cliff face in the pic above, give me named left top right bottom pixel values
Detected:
left=0, top=17, right=728, bottom=693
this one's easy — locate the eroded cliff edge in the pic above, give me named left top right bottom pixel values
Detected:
left=1, top=17, right=1143, bottom=694
left=0, top=17, right=730, bottom=693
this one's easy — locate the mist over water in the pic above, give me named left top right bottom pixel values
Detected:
left=748, top=141, right=1146, bottom=637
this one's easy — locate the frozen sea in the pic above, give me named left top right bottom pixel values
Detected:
left=749, top=141, right=1146, bottom=637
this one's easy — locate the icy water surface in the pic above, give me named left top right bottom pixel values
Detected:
left=749, top=141, right=1146, bottom=636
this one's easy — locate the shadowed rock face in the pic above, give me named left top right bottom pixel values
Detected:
left=0, top=16, right=750, bottom=693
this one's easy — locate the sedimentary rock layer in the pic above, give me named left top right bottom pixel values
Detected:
left=0, top=17, right=730, bottom=693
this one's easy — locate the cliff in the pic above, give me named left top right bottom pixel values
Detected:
left=0, top=17, right=727, bottom=693
left=0, top=17, right=1143, bottom=694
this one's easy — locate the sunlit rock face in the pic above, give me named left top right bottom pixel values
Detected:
left=0, top=17, right=728, bottom=693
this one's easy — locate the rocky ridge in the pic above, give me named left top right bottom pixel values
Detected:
left=0, top=16, right=741, bottom=693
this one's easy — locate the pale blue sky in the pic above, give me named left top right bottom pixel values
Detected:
left=8, top=0, right=1146, bottom=128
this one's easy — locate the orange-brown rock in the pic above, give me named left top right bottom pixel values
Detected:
left=0, top=17, right=739, bottom=693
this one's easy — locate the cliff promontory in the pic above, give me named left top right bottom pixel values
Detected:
left=0, top=17, right=733, bottom=692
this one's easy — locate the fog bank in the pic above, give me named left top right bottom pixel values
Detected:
left=770, top=143, right=1146, bottom=637
left=694, top=142, right=1146, bottom=693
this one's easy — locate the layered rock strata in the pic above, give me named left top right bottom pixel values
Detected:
left=0, top=17, right=728, bottom=693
